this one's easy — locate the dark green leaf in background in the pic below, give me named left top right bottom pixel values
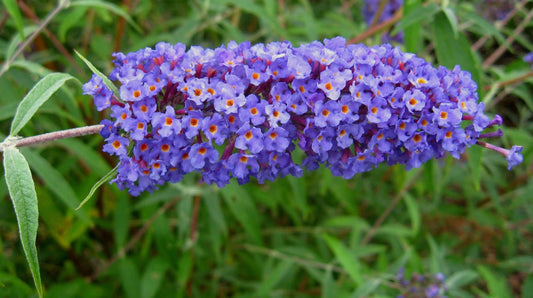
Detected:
left=2, top=0, right=25, bottom=40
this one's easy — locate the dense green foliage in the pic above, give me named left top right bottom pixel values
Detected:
left=1, top=0, right=532, bottom=297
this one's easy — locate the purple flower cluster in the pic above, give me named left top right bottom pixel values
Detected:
left=395, top=269, right=447, bottom=298
left=83, top=37, right=523, bottom=196
left=363, top=0, right=403, bottom=43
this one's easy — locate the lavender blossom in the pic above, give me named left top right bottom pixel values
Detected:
left=83, top=37, right=523, bottom=196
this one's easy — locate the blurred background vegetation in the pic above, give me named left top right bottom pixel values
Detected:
left=0, top=0, right=532, bottom=297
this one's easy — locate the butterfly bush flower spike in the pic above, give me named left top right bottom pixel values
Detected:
left=83, top=37, right=524, bottom=196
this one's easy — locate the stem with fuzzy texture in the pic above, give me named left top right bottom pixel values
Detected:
left=2, top=125, right=104, bottom=150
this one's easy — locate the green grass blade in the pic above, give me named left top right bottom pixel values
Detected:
left=76, top=163, right=119, bottom=210
left=2, top=0, right=25, bottom=40
left=70, top=0, right=143, bottom=33
left=3, top=147, right=43, bottom=297
left=323, top=234, right=361, bottom=286
left=10, top=72, right=76, bottom=136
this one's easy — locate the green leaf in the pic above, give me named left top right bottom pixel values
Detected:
left=10, top=72, right=76, bottom=136
left=257, top=260, right=293, bottom=296
left=402, top=193, right=420, bottom=236
left=2, top=0, right=25, bottom=40
left=431, top=11, right=480, bottom=86
left=114, top=195, right=131, bottom=248
left=403, top=0, right=422, bottom=53
left=76, top=163, right=119, bottom=210
left=322, top=234, right=361, bottom=286
left=441, top=7, right=458, bottom=38
left=58, top=6, right=88, bottom=42
left=70, top=0, right=143, bottom=33
left=119, top=258, right=140, bottom=298
left=74, top=50, right=119, bottom=96
left=321, top=267, right=336, bottom=298
left=21, top=148, right=91, bottom=224
left=140, top=257, right=168, bottom=298
left=3, top=147, right=43, bottom=297
left=477, top=265, right=512, bottom=298
left=391, top=3, right=439, bottom=36
left=467, top=145, right=483, bottom=191
left=220, top=182, right=262, bottom=245
left=445, top=269, right=479, bottom=289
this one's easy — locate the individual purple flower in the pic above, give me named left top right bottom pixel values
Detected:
left=265, top=102, right=290, bottom=127
left=227, top=153, right=260, bottom=183
left=119, top=80, right=145, bottom=102
left=152, top=106, right=181, bottom=137
left=287, top=54, right=311, bottom=79
left=239, top=94, right=267, bottom=125
left=317, top=68, right=349, bottom=100
left=264, top=127, right=290, bottom=152
left=235, top=124, right=264, bottom=154
left=202, top=113, right=229, bottom=145
left=433, top=103, right=462, bottom=127
left=366, top=96, right=391, bottom=124
left=189, top=143, right=219, bottom=169
left=314, top=100, right=342, bottom=127
left=506, top=146, right=524, bottom=170
left=132, top=98, right=157, bottom=121
left=185, top=78, right=210, bottom=106
left=103, top=135, right=129, bottom=157
left=403, top=89, right=426, bottom=112
left=182, top=110, right=204, bottom=139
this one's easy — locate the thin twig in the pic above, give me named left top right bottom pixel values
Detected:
left=471, top=0, right=529, bottom=51
left=17, top=0, right=85, bottom=77
left=10, top=125, right=104, bottom=149
left=0, top=0, right=71, bottom=78
left=483, top=71, right=533, bottom=92
left=370, top=0, right=389, bottom=27
left=483, top=8, right=533, bottom=68
left=361, top=169, right=423, bottom=246
left=88, top=197, right=181, bottom=281
left=347, top=8, right=403, bottom=45
left=240, top=244, right=346, bottom=273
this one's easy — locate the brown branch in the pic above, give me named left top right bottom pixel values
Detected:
left=347, top=8, right=403, bottom=45
left=17, top=0, right=85, bottom=77
left=483, top=8, right=533, bottom=68
left=483, top=71, right=533, bottom=92
left=370, top=0, right=389, bottom=27
left=88, top=197, right=181, bottom=282
left=471, top=0, right=529, bottom=51
left=0, top=0, right=71, bottom=77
